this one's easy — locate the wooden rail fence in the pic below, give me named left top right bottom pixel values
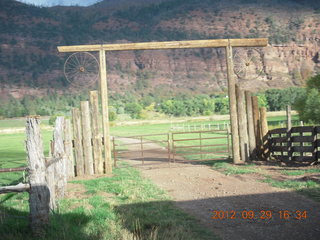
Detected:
left=268, top=126, right=320, bottom=163
left=0, top=117, right=70, bottom=236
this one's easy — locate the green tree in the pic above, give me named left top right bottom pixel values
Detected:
left=294, top=74, right=320, bottom=123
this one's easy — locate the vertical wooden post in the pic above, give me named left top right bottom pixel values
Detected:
left=225, top=41, right=241, bottom=163
left=286, top=105, right=292, bottom=130
left=260, top=107, right=269, bottom=160
left=245, top=91, right=256, bottom=159
left=72, top=108, right=84, bottom=176
left=90, top=90, right=104, bottom=174
left=64, top=119, right=75, bottom=178
left=252, top=96, right=260, bottom=157
left=26, top=117, right=49, bottom=236
left=81, top=101, right=94, bottom=175
left=99, top=49, right=112, bottom=173
left=236, top=84, right=249, bottom=162
left=167, top=134, right=171, bottom=162
left=53, top=117, right=66, bottom=199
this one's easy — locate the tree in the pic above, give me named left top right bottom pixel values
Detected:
left=294, top=74, right=320, bottom=123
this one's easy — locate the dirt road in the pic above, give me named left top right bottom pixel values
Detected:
left=116, top=137, right=320, bottom=240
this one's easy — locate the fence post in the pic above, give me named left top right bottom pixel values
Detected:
left=90, top=91, right=104, bottom=174
left=64, top=119, right=75, bottom=178
left=140, top=136, right=144, bottom=164
left=26, top=117, right=50, bottom=236
left=81, top=101, right=94, bottom=175
left=252, top=96, right=261, bottom=158
left=286, top=105, right=292, bottom=130
left=72, top=108, right=84, bottom=176
left=236, top=84, right=249, bottom=162
left=53, top=117, right=66, bottom=199
left=260, top=107, right=269, bottom=160
left=245, top=91, right=256, bottom=159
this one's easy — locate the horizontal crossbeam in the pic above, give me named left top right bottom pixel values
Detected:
left=58, top=38, right=268, bottom=52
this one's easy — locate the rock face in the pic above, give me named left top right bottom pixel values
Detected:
left=0, top=0, right=320, bottom=98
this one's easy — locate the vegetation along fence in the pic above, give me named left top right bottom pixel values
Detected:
left=268, top=126, right=320, bottom=163
left=0, top=117, right=72, bottom=236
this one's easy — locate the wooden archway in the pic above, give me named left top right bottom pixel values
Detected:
left=58, top=38, right=268, bottom=173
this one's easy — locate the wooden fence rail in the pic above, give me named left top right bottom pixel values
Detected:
left=268, top=126, right=319, bottom=163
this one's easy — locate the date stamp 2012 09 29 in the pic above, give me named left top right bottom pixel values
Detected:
left=211, top=210, right=308, bottom=220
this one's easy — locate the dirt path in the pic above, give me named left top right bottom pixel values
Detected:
left=116, top=137, right=320, bottom=240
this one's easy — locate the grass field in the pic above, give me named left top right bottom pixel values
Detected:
left=0, top=120, right=219, bottom=239
left=0, top=114, right=317, bottom=239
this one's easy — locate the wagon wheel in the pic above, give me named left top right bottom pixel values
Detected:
left=233, top=48, right=264, bottom=80
left=64, top=52, right=99, bottom=88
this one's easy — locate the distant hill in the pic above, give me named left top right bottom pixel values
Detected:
left=0, top=0, right=319, bottom=98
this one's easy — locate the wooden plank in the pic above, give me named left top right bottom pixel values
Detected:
left=291, top=136, right=315, bottom=142
left=26, top=117, right=50, bottom=235
left=90, top=91, right=103, bottom=174
left=236, top=84, right=249, bottom=162
left=100, top=50, right=112, bottom=173
left=0, top=183, right=30, bottom=194
left=226, top=41, right=241, bottom=163
left=80, top=101, right=94, bottom=175
left=271, top=146, right=289, bottom=152
left=291, top=146, right=315, bottom=152
left=72, top=108, right=84, bottom=176
left=64, top=119, right=75, bottom=178
left=245, top=91, right=256, bottom=159
left=53, top=117, right=67, bottom=199
left=270, top=137, right=288, bottom=143
left=291, top=126, right=315, bottom=133
left=292, top=156, right=316, bottom=162
left=269, top=128, right=287, bottom=134
left=58, top=38, right=268, bottom=52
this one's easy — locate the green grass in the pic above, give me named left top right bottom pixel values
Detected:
left=281, top=168, right=320, bottom=176
left=262, top=177, right=320, bottom=202
left=0, top=162, right=219, bottom=240
left=0, top=131, right=52, bottom=186
left=210, top=160, right=259, bottom=175
left=0, top=118, right=49, bottom=129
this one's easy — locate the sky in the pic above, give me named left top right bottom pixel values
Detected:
left=17, top=0, right=102, bottom=7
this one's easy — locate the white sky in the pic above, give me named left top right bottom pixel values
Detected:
left=16, top=0, right=102, bottom=7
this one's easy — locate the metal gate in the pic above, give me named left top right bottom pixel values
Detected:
left=112, top=133, right=170, bottom=166
left=171, top=129, right=231, bottom=162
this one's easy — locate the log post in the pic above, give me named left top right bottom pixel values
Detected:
left=26, top=117, right=50, bottom=236
left=245, top=91, right=256, bottom=159
left=99, top=49, right=112, bottom=173
left=53, top=117, right=66, bottom=199
left=286, top=105, right=292, bottom=130
left=236, top=84, right=249, bottom=162
left=90, top=91, right=104, bottom=174
left=72, top=108, right=84, bottom=176
left=225, top=40, right=241, bottom=163
left=64, top=119, right=75, bottom=178
left=252, top=96, right=260, bottom=158
left=81, top=101, right=94, bottom=175
left=260, top=107, right=269, bottom=160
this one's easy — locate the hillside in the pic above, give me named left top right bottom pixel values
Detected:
left=0, top=0, right=320, bottom=99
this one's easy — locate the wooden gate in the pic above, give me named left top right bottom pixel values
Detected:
left=171, top=129, right=231, bottom=162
